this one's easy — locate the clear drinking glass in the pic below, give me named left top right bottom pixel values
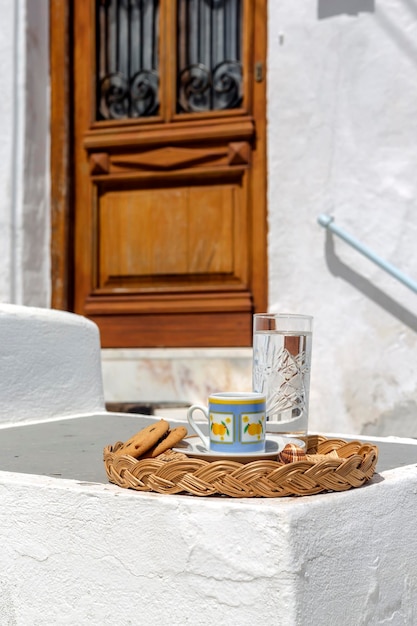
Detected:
left=252, top=314, right=313, bottom=438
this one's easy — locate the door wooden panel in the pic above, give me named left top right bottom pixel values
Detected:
left=98, top=183, right=237, bottom=285
left=51, top=0, right=267, bottom=347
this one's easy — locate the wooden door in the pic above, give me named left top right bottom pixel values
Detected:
left=59, top=0, right=267, bottom=348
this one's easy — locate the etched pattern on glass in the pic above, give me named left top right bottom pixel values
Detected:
left=253, top=333, right=311, bottom=423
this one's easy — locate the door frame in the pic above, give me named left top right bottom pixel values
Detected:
left=50, top=0, right=72, bottom=311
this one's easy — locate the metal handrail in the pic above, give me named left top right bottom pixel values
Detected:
left=317, top=214, right=417, bottom=295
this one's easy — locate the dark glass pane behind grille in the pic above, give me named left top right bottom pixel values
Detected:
left=177, top=0, right=243, bottom=113
left=96, top=0, right=159, bottom=120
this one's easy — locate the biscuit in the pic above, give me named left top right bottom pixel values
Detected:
left=144, top=426, right=188, bottom=458
left=115, top=419, right=170, bottom=459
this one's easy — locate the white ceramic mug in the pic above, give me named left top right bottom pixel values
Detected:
left=187, top=392, right=266, bottom=453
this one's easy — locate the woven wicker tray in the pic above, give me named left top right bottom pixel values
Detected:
left=103, top=435, right=378, bottom=498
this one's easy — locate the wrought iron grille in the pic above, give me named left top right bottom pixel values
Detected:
left=96, top=0, right=242, bottom=120
left=96, top=0, right=160, bottom=120
left=177, top=0, right=243, bottom=113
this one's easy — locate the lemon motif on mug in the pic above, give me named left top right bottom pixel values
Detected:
left=210, top=413, right=233, bottom=443
left=241, top=413, right=265, bottom=443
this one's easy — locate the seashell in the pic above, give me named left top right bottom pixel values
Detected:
left=278, top=443, right=307, bottom=464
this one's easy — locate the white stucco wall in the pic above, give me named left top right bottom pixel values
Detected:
left=0, top=0, right=15, bottom=301
left=267, top=0, right=417, bottom=436
left=0, top=0, right=49, bottom=306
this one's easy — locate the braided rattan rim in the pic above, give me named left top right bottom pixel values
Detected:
left=103, top=435, right=378, bottom=498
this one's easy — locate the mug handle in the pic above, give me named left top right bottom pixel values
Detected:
left=187, top=404, right=210, bottom=450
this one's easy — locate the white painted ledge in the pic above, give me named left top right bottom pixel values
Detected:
left=0, top=463, right=416, bottom=625
left=0, top=417, right=416, bottom=625
left=0, top=304, right=105, bottom=423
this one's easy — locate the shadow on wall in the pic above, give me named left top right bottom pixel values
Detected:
left=318, top=0, right=375, bottom=19
left=374, top=2, right=417, bottom=69
left=324, top=231, right=417, bottom=333
left=362, top=400, right=417, bottom=437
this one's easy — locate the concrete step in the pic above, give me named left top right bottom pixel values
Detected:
left=101, top=347, right=253, bottom=407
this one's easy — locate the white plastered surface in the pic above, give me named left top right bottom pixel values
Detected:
left=0, top=304, right=105, bottom=423
left=0, top=462, right=416, bottom=625
left=1, top=305, right=416, bottom=625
